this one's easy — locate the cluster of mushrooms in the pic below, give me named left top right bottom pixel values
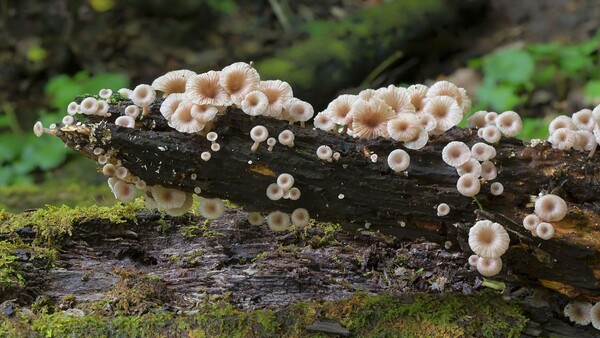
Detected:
left=33, top=61, right=600, bottom=327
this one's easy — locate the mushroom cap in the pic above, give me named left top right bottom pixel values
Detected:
left=593, top=105, right=600, bottom=123
left=67, top=102, right=79, bottom=115
left=468, top=254, right=479, bottom=267
left=536, top=222, right=555, bottom=240
left=387, top=149, right=410, bottom=172
left=351, top=98, right=395, bottom=139
left=186, top=71, right=231, bottom=107
left=97, top=100, right=110, bottom=116
left=423, top=96, right=463, bottom=132
left=115, top=166, right=128, bottom=180
left=419, top=113, right=437, bottom=132
left=169, top=102, right=205, bottom=134
left=316, top=145, right=333, bottom=160
left=151, top=69, right=196, bottom=97
left=291, top=208, right=310, bottom=227
left=250, top=125, right=269, bottom=142
left=288, top=187, right=301, bottom=200
left=484, top=112, right=498, bottom=125
left=457, top=173, right=481, bottom=197
left=241, top=90, right=269, bottom=116
left=33, top=121, right=44, bottom=137
left=115, top=116, right=136, bottom=128
left=190, top=104, right=218, bottom=123
left=258, top=80, right=293, bottom=117
left=102, top=163, right=116, bottom=177
left=457, top=158, right=482, bottom=177
left=277, top=173, right=294, bottom=190
left=113, top=180, right=137, bottom=203
left=407, top=84, right=429, bottom=114
left=403, top=128, right=429, bottom=150
left=549, top=115, right=577, bottom=134
left=151, top=185, right=187, bottom=209
left=573, top=130, right=596, bottom=152
left=219, top=62, right=260, bottom=105
left=522, top=214, right=540, bottom=231
left=387, top=114, right=422, bottom=142
left=591, top=302, right=600, bottom=330
left=442, top=141, right=471, bottom=167
left=564, top=301, right=592, bottom=326
left=165, top=192, right=194, bottom=217
left=471, top=142, right=496, bottom=161
left=206, top=132, right=218, bottom=142
left=266, top=183, right=284, bottom=201
left=426, top=80, right=463, bottom=107
left=481, top=125, right=502, bottom=143
left=201, top=151, right=211, bottom=161
left=159, top=93, right=185, bottom=120
left=480, top=161, right=497, bottom=181
left=267, top=211, right=291, bottom=232
left=535, top=194, right=567, bottom=222
left=550, top=127, right=577, bottom=150
left=467, top=111, right=487, bottom=129
left=495, top=111, right=522, bottom=137
left=572, top=109, right=596, bottom=131
left=326, top=94, right=358, bottom=126
left=468, top=220, right=510, bottom=258
left=131, top=84, right=156, bottom=108
left=375, top=85, right=415, bottom=114
left=278, top=130, right=295, bottom=146
left=286, top=98, right=314, bottom=123
left=99, top=88, right=113, bottom=99
left=80, top=97, right=99, bottom=115
left=476, top=257, right=503, bottom=277
left=490, top=182, right=504, bottom=196
left=125, top=105, right=141, bottom=119
left=437, top=203, right=450, bottom=216
left=199, top=198, right=226, bottom=220
left=313, top=111, right=336, bottom=132
left=358, top=88, right=378, bottom=101
left=247, top=212, right=264, bottom=226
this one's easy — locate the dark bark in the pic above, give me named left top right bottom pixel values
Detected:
left=56, top=99, right=600, bottom=301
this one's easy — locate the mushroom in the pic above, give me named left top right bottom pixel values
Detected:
left=165, top=192, right=194, bottom=216
left=185, top=71, right=230, bottom=107
left=407, top=84, right=428, bottom=114
left=468, top=254, right=479, bottom=267
left=572, top=109, right=596, bottom=132
left=131, top=84, right=156, bottom=116
left=375, top=85, right=415, bottom=114
left=62, top=115, right=74, bottom=125
left=495, top=111, right=522, bottom=137
left=152, top=185, right=187, bottom=209
left=112, top=179, right=136, bottom=202
left=125, top=105, right=141, bottom=119
left=326, top=94, right=358, bottom=127
left=522, top=214, right=540, bottom=231
left=291, top=208, right=310, bottom=227
left=247, top=212, right=264, bottom=226
left=471, top=142, right=496, bottom=161
left=436, top=203, right=450, bottom=216
left=316, top=145, right=333, bottom=162
left=67, top=102, right=79, bottom=115
left=442, top=141, right=471, bottom=167
left=534, top=194, right=567, bottom=222
left=564, top=301, right=592, bottom=326
left=457, top=158, right=482, bottom=177
left=351, top=98, right=395, bottom=139
left=468, top=220, right=510, bottom=258
left=535, top=222, right=555, bottom=240
left=278, top=130, right=295, bottom=147
left=476, top=257, right=503, bottom=277
left=267, top=211, right=291, bottom=232
left=288, top=187, right=301, bottom=200
left=258, top=80, right=293, bottom=117
left=152, top=69, right=196, bottom=98
left=115, top=116, right=136, bottom=128
left=102, top=163, right=116, bottom=177
left=220, top=62, right=260, bottom=106
left=387, top=114, right=422, bottom=142
left=591, top=302, right=600, bottom=330
left=267, top=137, right=277, bottom=151
left=250, top=125, right=269, bottom=152
left=423, top=96, right=462, bottom=133
left=99, top=88, right=112, bottom=100
left=33, top=121, right=56, bottom=137
left=276, top=173, right=294, bottom=191
left=490, top=182, right=504, bottom=196
left=241, top=90, right=269, bottom=116
left=285, top=98, right=314, bottom=127
left=199, top=198, right=226, bottom=220
left=266, top=183, right=284, bottom=201
left=467, top=111, right=487, bottom=129
left=481, top=125, right=502, bottom=143
left=387, top=149, right=410, bottom=173
left=201, top=152, right=211, bottom=161
left=313, top=111, right=336, bottom=132
left=80, top=97, right=99, bottom=115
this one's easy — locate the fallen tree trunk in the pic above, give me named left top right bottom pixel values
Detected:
left=56, top=100, right=600, bottom=300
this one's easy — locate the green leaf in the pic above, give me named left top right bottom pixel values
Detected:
left=531, top=64, right=557, bottom=86
left=583, top=80, right=600, bottom=104
left=476, top=81, right=521, bottom=111
left=482, top=49, right=535, bottom=84
left=0, top=134, right=23, bottom=164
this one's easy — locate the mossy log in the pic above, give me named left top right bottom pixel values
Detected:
left=54, top=100, right=600, bottom=302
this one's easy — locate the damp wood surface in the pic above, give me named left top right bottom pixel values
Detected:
left=2, top=205, right=599, bottom=337
left=53, top=99, right=600, bottom=302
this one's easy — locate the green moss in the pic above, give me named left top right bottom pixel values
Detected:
left=1, top=290, right=527, bottom=337
left=108, top=269, right=171, bottom=316
left=0, top=199, right=144, bottom=300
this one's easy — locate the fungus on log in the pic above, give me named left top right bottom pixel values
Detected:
left=52, top=98, right=600, bottom=300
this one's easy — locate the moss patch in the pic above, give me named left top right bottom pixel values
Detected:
left=1, top=290, right=527, bottom=337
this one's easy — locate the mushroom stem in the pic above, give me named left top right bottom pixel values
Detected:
left=251, top=142, right=261, bottom=152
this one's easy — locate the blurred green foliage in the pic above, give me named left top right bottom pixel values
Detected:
left=0, top=71, right=129, bottom=187
left=468, top=30, right=600, bottom=140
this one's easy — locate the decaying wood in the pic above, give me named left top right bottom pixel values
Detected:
left=55, top=99, right=600, bottom=301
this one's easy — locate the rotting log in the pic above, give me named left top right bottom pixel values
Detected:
left=55, top=99, right=600, bottom=300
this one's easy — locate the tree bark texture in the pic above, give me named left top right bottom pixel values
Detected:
left=56, top=99, right=600, bottom=301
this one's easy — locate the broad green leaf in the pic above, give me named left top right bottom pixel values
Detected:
left=482, top=49, right=535, bottom=84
